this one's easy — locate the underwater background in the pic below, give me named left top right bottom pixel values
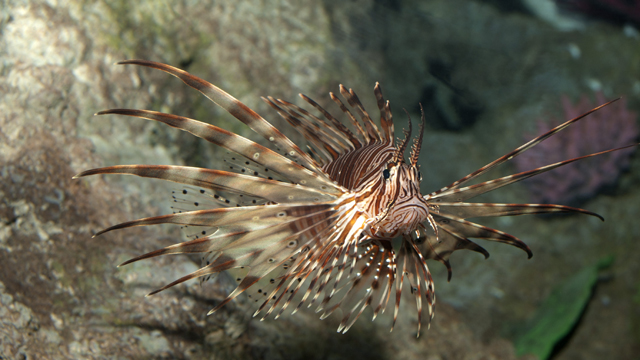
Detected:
left=1, top=0, right=639, bottom=359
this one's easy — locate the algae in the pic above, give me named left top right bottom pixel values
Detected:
left=514, top=256, right=614, bottom=359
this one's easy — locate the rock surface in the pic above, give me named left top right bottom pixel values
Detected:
left=1, top=0, right=638, bottom=359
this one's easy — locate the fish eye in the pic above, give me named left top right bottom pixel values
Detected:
left=382, top=169, right=390, bottom=179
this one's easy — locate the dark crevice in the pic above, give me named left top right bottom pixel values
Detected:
left=478, top=0, right=531, bottom=14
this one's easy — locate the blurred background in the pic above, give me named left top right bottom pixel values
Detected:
left=1, top=0, right=639, bottom=359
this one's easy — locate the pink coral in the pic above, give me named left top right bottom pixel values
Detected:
left=514, top=92, right=638, bottom=206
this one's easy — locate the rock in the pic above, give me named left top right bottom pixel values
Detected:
left=3, top=0, right=637, bottom=359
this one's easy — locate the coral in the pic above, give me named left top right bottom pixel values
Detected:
left=514, top=92, right=638, bottom=206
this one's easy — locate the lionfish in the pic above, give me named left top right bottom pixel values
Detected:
left=75, top=60, right=631, bottom=335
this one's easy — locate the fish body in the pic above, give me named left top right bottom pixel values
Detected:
left=76, top=60, right=632, bottom=335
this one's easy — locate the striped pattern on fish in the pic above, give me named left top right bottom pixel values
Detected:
left=75, top=60, right=635, bottom=336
